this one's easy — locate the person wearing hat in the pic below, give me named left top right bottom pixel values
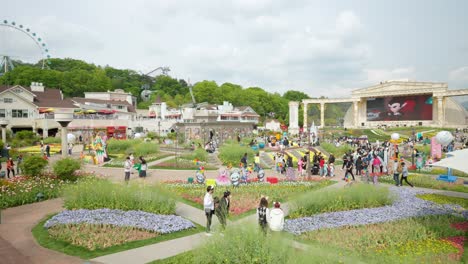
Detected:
left=215, top=190, right=231, bottom=230
left=269, top=202, right=284, bottom=232
left=204, top=186, right=215, bottom=235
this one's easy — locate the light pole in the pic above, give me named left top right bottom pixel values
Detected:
left=175, top=126, right=178, bottom=168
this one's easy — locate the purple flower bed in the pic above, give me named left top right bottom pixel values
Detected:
left=44, top=208, right=195, bottom=234
left=285, top=187, right=467, bottom=235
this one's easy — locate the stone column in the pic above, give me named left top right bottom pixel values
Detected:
left=0, top=120, right=8, bottom=144
left=288, top=101, right=299, bottom=135
left=353, top=101, right=359, bottom=128
left=437, top=97, right=444, bottom=127
left=320, top=102, right=325, bottom=128
left=55, top=113, right=73, bottom=158
left=303, top=103, right=308, bottom=132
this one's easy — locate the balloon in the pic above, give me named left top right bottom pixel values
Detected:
left=435, top=131, right=453, bottom=146
left=67, top=133, right=76, bottom=143
left=390, top=133, right=400, bottom=141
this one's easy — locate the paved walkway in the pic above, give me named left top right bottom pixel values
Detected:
left=0, top=199, right=86, bottom=264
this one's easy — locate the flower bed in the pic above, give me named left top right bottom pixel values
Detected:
left=285, top=187, right=466, bottom=235
left=298, top=214, right=465, bottom=263
left=164, top=180, right=332, bottom=216
left=48, top=223, right=157, bottom=250
left=379, top=174, right=468, bottom=193
left=63, top=178, right=175, bottom=215
left=0, top=176, right=65, bottom=208
left=288, top=183, right=394, bottom=219
left=45, top=209, right=195, bottom=234
left=417, top=193, right=468, bottom=209
left=149, top=158, right=217, bottom=170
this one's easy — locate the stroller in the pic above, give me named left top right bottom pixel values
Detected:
left=311, top=163, right=320, bottom=175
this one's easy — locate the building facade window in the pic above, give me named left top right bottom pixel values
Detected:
left=0, top=109, right=5, bottom=118
left=12, top=109, right=28, bottom=118
left=3, top=98, right=13, bottom=103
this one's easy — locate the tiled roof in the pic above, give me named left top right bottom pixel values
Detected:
left=0, top=85, right=76, bottom=108
left=72, top=97, right=136, bottom=113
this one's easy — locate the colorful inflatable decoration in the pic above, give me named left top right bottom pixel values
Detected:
left=196, top=171, right=205, bottom=184
left=91, top=133, right=108, bottom=164
left=230, top=169, right=240, bottom=187
left=216, top=168, right=230, bottom=186
left=257, top=169, right=265, bottom=182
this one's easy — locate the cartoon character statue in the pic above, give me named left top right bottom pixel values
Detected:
left=216, top=168, right=231, bottom=186
left=257, top=169, right=265, bottom=182
left=387, top=101, right=407, bottom=116
left=92, top=133, right=108, bottom=164
left=196, top=167, right=205, bottom=184
left=230, top=169, right=240, bottom=187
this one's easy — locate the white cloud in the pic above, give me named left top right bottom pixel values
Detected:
left=448, top=66, right=468, bottom=87
left=363, top=67, right=415, bottom=84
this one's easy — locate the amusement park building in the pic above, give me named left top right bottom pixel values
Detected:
left=288, top=81, right=468, bottom=133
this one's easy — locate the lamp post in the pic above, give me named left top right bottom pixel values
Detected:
left=175, top=126, right=178, bottom=168
left=0, top=119, right=8, bottom=144
left=158, top=121, right=161, bottom=137
left=55, top=112, right=74, bottom=157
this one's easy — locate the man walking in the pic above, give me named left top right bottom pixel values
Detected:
left=204, top=186, right=215, bottom=235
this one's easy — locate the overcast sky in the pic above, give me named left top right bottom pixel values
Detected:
left=2, top=0, right=468, bottom=97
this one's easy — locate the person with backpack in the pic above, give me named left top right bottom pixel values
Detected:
left=257, top=197, right=269, bottom=234
left=269, top=202, right=284, bottom=232
left=215, top=191, right=230, bottom=230
left=344, top=159, right=355, bottom=181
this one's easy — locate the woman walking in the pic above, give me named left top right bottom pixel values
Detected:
left=6, top=157, right=15, bottom=178
left=400, top=162, right=414, bottom=187
left=139, top=156, right=147, bottom=178
left=204, top=186, right=215, bottom=235
left=215, top=191, right=231, bottom=230
left=257, top=197, right=269, bottom=234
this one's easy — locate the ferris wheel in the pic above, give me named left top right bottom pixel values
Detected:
left=0, top=19, right=51, bottom=75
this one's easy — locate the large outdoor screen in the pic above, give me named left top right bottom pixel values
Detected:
left=366, top=95, right=433, bottom=121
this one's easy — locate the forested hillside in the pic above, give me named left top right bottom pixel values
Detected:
left=0, top=58, right=350, bottom=126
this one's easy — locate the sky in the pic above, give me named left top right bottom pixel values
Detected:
left=1, top=0, right=468, bottom=98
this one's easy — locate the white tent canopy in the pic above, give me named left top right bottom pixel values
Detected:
left=431, top=148, right=468, bottom=174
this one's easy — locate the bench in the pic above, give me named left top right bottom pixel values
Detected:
left=436, top=175, right=458, bottom=183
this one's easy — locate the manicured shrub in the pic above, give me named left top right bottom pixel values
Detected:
left=21, top=155, right=48, bottom=177
left=62, top=179, right=175, bottom=215
left=289, top=184, right=394, bottom=218
left=43, top=137, right=61, bottom=144
left=53, top=158, right=81, bottom=181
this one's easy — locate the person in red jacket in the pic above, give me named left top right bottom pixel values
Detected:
left=6, top=157, right=15, bottom=178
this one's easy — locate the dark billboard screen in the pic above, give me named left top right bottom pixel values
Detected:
left=366, top=95, right=433, bottom=121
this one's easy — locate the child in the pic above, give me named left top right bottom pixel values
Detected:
left=269, top=202, right=284, bottom=232
left=257, top=197, right=269, bottom=234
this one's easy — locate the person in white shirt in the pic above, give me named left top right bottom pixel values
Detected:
left=124, top=156, right=132, bottom=182
left=269, top=202, right=284, bottom=232
left=203, top=186, right=215, bottom=235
